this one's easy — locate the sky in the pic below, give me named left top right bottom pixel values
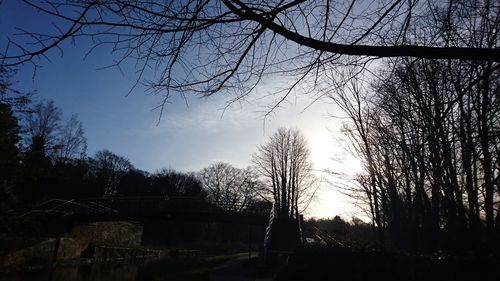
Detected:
left=0, top=1, right=365, bottom=219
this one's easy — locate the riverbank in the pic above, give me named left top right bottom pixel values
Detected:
left=0, top=252, right=254, bottom=281
left=0, top=238, right=198, bottom=274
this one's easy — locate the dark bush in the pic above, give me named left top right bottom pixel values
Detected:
left=275, top=244, right=498, bottom=281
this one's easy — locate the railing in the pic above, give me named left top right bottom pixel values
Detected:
left=262, top=202, right=276, bottom=263
left=20, top=198, right=119, bottom=217
left=311, top=225, right=344, bottom=247
left=20, top=196, right=272, bottom=218
left=297, top=214, right=304, bottom=244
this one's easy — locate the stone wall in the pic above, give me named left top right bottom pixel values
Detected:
left=0, top=239, right=57, bottom=268
left=55, top=238, right=88, bottom=261
left=0, top=221, right=144, bottom=269
left=71, top=221, right=143, bottom=247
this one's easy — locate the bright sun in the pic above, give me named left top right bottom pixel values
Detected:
left=306, top=128, right=365, bottom=220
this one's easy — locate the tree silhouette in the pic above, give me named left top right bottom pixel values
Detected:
left=23, top=100, right=87, bottom=163
left=198, top=162, right=259, bottom=212
left=54, top=114, right=87, bottom=163
left=1, top=1, right=498, bottom=112
left=0, top=102, right=20, bottom=211
left=19, top=135, right=53, bottom=205
left=150, top=168, right=205, bottom=198
left=91, top=149, right=134, bottom=198
left=23, top=100, right=62, bottom=155
left=336, top=56, right=500, bottom=250
left=253, top=127, right=317, bottom=219
left=326, top=0, right=500, bottom=250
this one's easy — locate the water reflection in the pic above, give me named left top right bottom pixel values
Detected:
left=1, top=257, right=205, bottom=281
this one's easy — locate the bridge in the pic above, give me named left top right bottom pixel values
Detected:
left=21, top=196, right=273, bottom=225
left=260, top=203, right=305, bottom=266
left=21, top=196, right=304, bottom=266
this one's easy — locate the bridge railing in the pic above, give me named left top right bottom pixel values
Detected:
left=262, top=202, right=276, bottom=262
left=20, top=198, right=118, bottom=217
left=298, top=214, right=305, bottom=244
left=78, top=196, right=268, bottom=215
left=20, top=196, right=272, bottom=218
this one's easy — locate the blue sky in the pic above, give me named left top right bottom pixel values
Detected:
left=1, top=1, right=364, bottom=219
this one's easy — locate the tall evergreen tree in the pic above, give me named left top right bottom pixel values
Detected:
left=0, top=102, right=20, bottom=210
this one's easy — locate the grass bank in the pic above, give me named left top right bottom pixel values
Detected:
left=135, top=252, right=250, bottom=281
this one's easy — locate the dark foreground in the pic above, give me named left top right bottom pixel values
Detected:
left=275, top=245, right=499, bottom=281
left=3, top=244, right=498, bottom=281
left=0, top=253, right=252, bottom=281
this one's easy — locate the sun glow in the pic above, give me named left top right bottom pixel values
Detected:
left=305, top=128, right=365, bottom=219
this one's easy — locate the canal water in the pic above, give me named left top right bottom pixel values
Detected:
left=0, top=256, right=211, bottom=281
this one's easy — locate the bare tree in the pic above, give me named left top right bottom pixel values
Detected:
left=335, top=52, right=500, bottom=249
left=23, top=99, right=63, bottom=155
left=304, top=0, right=500, bottom=250
left=329, top=76, right=384, bottom=240
left=1, top=1, right=498, bottom=115
left=252, top=127, right=317, bottom=219
left=0, top=65, right=31, bottom=112
left=198, top=162, right=259, bottom=212
left=54, top=114, right=87, bottom=162
left=23, top=100, right=87, bottom=162
left=152, top=168, right=205, bottom=198
left=91, top=149, right=134, bottom=198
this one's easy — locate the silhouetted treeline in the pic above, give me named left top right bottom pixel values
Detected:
left=0, top=88, right=266, bottom=249
left=341, top=58, right=500, bottom=251
left=0, top=94, right=208, bottom=209
left=0, top=72, right=268, bottom=248
left=310, top=0, right=500, bottom=254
